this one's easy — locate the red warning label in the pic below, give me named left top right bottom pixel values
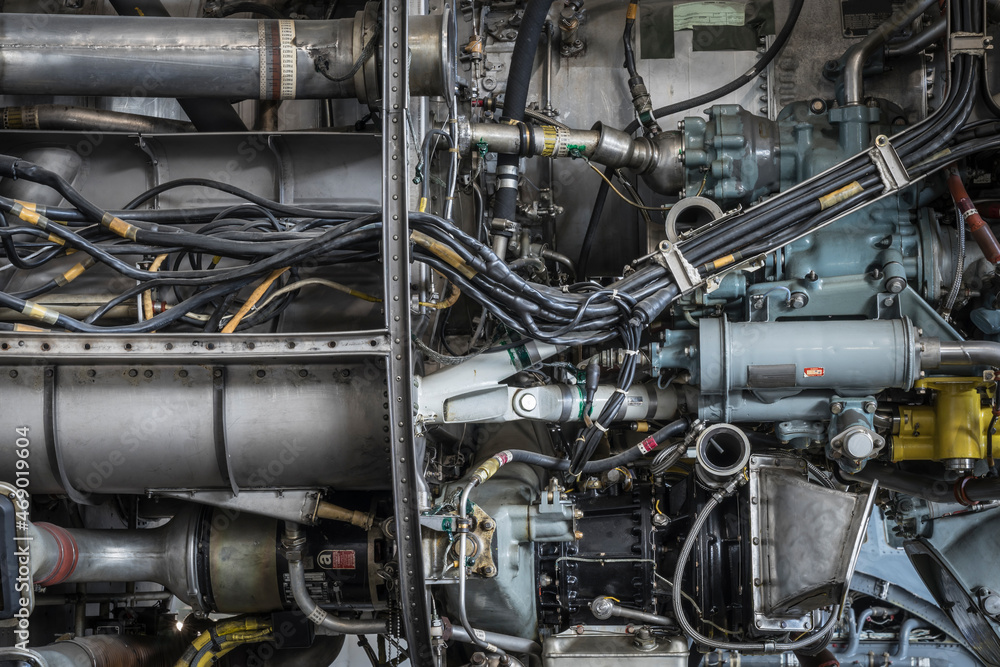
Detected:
left=803, top=367, right=825, bottom=378
left=317, top=549, right=356, bottom=570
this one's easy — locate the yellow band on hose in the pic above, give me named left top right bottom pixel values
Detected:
left=411, top=230, right=477, bottom=279
left=54, top=259, right=93, bottom=286
left=101, top=213, right=139, bottom=241
left=21, top=302, right=59, bottom=325
left=710, top=254, right=736, bottom=270
left=818, top=181, right=863, bottom=210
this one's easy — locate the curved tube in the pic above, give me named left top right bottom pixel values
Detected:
left=0, top=648, right=49, bottom=667
left=843, top=0, right=938, bottom=105
left=841, top=607, right=874, bottom=656
left=591, top=596, right=676, bottom=627
left=446, top=623, right=542, bottom=655
left=0, top=105, right=195, bottom=134
left=892, top=618, right=931, bottom=660
left=286, top=558, right=388, bottom=635
left=843, top=463, right=1000, bottom=505
left=887, top=16, right=947, bottom=56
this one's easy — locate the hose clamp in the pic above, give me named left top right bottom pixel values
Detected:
left=868, top=135, right=910, bottom=193
left=653, top=240, right=701, bottom=294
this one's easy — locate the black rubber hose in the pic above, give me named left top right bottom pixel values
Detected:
left=578, top=166, right=613, bottom=277
left=494, top=0, right=557, bottom=227
left=499, top=418, right=688, bottom=473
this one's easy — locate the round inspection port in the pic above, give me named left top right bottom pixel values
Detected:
left=695, top=423, right=751, bottom=487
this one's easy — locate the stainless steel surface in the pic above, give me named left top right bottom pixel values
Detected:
left=0, top=362, right=390, bottom=495
left=843, top=0, right=938, bottom=105
left=747, top=455, right=875, bottom=631
left=0, top=105, right=195, bottom=133
left=541, top=631, right=688, bottom=666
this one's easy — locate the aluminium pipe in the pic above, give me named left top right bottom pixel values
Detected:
left=591, top=596, right=676, bottom=627
left=32, top=634, right=187, bottom=667
left=0, top=105, right=195, bottom=133
left=919, top=337, right=1000, bottom=369
left=0, top=11, right=447, bottom=100
left=446, top=623, right=542, bottom=655
left=843, top=0, right=939, bottom=105
left=286, top=555, right=388, bottom=634
left=886, top=16, right=947, bottom=56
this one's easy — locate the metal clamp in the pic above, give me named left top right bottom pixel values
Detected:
left=868, top=135, right=910, bottom=193
left=654, top=240, right=701, bottom=294
left=950, top=32, right=993, bottom=59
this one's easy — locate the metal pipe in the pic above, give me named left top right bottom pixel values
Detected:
left=0, top=105, right=195, bottom=133
left=286, top=551, right=388, bottom=634
left=0, top=648, right=49, bottom=667
left=28, top=511, right=201, bottom=605
left=0, top=11, right=447, bottom=101
left=921, top=337, right=1000, bottom=368
left=590, top=596, right=676, bottom=627
left=843, top=462, right=1000, bottom=504
left=843, top=0, right=938, bottom=105
left=33, top=634, right=187, bottom=667
left=34, top=591, right=173, bottom=606
left=892, top=618, right=931, bottom=660
left=446, top=623, right=542, bottom=655
left=886, top=16, right=947, bottom=56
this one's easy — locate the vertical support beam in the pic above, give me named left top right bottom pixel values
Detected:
left=382, top=2, right=432, bottom=663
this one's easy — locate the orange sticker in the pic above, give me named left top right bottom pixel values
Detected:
left=803, top=367, right=824, bottom=378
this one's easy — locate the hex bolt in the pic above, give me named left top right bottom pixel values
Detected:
left=518, top=392, right=538, bottom=412
left=788, top=292, right=808, bottom=309
left=863, top=401, right=877, bottom=414
left=481, top=519, right=495, bottom=531
left=830, top=402, right=844, bottom=415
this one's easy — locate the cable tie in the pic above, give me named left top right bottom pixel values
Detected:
left=613, top=387, right=627, bottom=395
left=611, top=289, right=619, bottom=300
left=962, top=207, right=979, bottom=222
left=593, top=421, right=609, bottom=433
left=622, top=349, right=638, bottom=356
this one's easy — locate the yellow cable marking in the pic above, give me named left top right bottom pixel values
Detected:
left=220, top=267, right=289, bottom=334
left=626, top=2, right=638, bottom=19
left=710, top=254, right=736, bottom=270
left=13, top=323, right=45, bottom=332
left=410, top=230, right=477, bottom=279
left=102, top=213, right=139, bottom=241
left=21, top=302, right=60, bottom=325
left=418, top=197, right=428, bottom=213
left=53, top=259, right=93, bottom=287
left=818, top=181, right=863, bottom=210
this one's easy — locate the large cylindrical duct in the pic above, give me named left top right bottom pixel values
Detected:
left=29, top=507, right=283, bottom=613
left=0, top=362, right=390, bottom=497
left=0, top=9, right=450, bottom=101
left=698, top=318, right=920, bottom=395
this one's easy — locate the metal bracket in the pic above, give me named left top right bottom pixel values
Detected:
left=868, top=135, right=911, bottom=192
left=654, top=240, right=701, bottom=294
left=950, top=32, right=993, bottom=59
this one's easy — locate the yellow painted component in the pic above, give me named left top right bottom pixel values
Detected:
left=893, top=377, right=994, bottom=462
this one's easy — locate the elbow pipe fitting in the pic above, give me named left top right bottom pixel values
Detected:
left=842, top=0, right=938, bottom=105
left=287, top=557, right=388, bottom=635
left=459, top=120, right=684, bottom=195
